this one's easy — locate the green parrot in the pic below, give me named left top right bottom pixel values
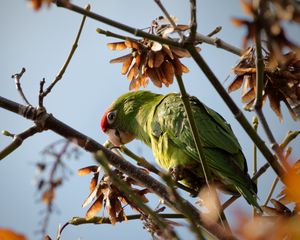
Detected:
left=100, top=90, right=259, bottom=208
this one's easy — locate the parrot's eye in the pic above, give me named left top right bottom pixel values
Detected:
left=107, top=111, right=117, bottom=124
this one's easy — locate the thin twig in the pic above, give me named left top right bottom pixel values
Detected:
left=175, top=74, right=212, bottom=183
left=188, top=0, right=197, bottom=42
left=55, top=0, right=184, bottom=47
left=0, top=126, right=41, bottom=160
left=40, top=4, right=90, bottom=102
left=68, top=213, right=185, bottom=225
left=195, top=33, right=242, bottom=56
left=153, top=0, right=184, bottom=40
left=252, top=116, right=259, bottom=179
left=94, top=151, right=180, bottom=240
left=176, top=74, right=231, bottom=233
left=96, top=28, right=139, bottom=42
left=253, top=24, right=288, bottom=172
left=263, top=177, right=279, bottom=206
left=55, top=0, right=241, bottom=57
left=252, top=116, right=259, bottom=215
left=40, top=140, right=71, bottom=236
left=207, top=26, right=222, bottom=37
left=39, top=78, right=46, bottom=108
left=279, top=131, right=300, bottom=150
left=11, top=67, right=31, bottom=106
left=186, top=44, right=286, bottom=179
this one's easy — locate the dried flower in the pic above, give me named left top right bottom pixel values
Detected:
left=79, top=166, right=150, bottom=224
left=107, top=17, right=199, bottom=90
left=28, top=0, right=52, bottom=10
left=279, top=160, right=300, bottom=205
left=228, top=47, right=300, bottom=121
left=232, top=0, right=300, bottom=63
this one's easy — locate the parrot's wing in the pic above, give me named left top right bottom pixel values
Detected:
left=151, top=94, right=259, bottom=208
left=153, top=94, right=243, bottom=164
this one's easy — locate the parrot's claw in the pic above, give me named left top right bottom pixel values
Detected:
left=169, top=165, right=186, bottom=182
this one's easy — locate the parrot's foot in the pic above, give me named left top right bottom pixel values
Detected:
left=169, top=165, right=190, bottom=182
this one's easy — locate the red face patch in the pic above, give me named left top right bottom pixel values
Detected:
left=100, top=110, right=109, bottom=132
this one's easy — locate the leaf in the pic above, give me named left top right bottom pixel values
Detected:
left=117, top=209, right=128, bottom=222
left=268, top=93, right=283, bottom=121
left=171, top=47, right=191, bottom=58
left=270, top=199, right=291, bottom=216
left=121, top=55, right=133, bottom=75
left=0, top=228, right=26, bottom=240
left=240, top=0, right=253, bottom=15
left=173, top=58, right=189, bottom=76
left=125, top=39, right=140, bottom=49
left=151, top=41, right=163, bottom=52
left=147, top=51, right=155, bottom=68
left=107, top=42, right=127, bottom=51
left=30, top=0, right=51, bottom=10
left=162, top=61, right=175, bottom=84
left=228, top=76, right=244, bottom=93
left=162, top=45, right=174, bottom=59
left=78, top=165, right=99, bottom=176
left=127, top=64, right=140, bottom=81
left=231, top=18, right=247, bottom=27
left=90, top=172, right=99, bottom=193
left=86, top=194, right=104, bottom=219
left=106, top=197, right=117, bottom=225
left=147, top=68, right=162, bottom=87
left=82, top=185, right=100, bottom=208
left=281, top=161, right=300, bottom=204
left=154, top=51, right=165, bottom=68
left=129, top=78, right=140, bottom=91
left=42, top=188, right=54, bottom=204
left=156, top=68, right=168, bottom=87
left=110, top=54, right=132, bottom=64
left=127, top=64, right=136, bottom=81
left=241, top=88, right=255, bottom=103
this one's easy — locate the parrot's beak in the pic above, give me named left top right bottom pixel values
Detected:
left=105, top=128, right=135, bottom=146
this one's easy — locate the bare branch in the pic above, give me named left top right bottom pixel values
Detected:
left=69, top=213, right=185, bottom=225
left=253, top=20, right=288, bottom=172
left=95, top=151, right=180, bottom=240
left=195, top=33, right=242, bottom=56
left=0, top=125, right=41, bottom=160
left=11, top=67, right=31, bottom=106
left=153, top=0, right=185, bottom=40
left=55, top=0, right=243, bottom=58
left=40, top=4, right=90, bottom=101
left=188, top=0, right=197, bottom=42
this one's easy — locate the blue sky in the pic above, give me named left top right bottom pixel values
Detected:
left=0, top=1, right=299, bottom=239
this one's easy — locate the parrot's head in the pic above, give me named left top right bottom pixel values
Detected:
left=100, top=92, right=141, bottom=146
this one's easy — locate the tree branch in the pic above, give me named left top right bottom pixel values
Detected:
left=253, top=26, right=288, bottom=171
left=54, top=0, right=242, bottom=57
left=11, top=67, right=31, bottom=106
left=0, top=126, right=41, bottom=160
left=40, top=4, right=90, bottom=102
left=69, top=213, right=185, bottom=225
left=95, top=151, right=180, bottom=240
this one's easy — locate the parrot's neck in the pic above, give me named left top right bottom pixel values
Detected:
left=129, top=94, right=165, bottom=147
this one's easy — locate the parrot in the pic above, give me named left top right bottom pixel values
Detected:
left=100, top=90, right=259, bottom=208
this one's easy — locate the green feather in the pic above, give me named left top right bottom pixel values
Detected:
left=107, top=90, right=259, bottom=209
